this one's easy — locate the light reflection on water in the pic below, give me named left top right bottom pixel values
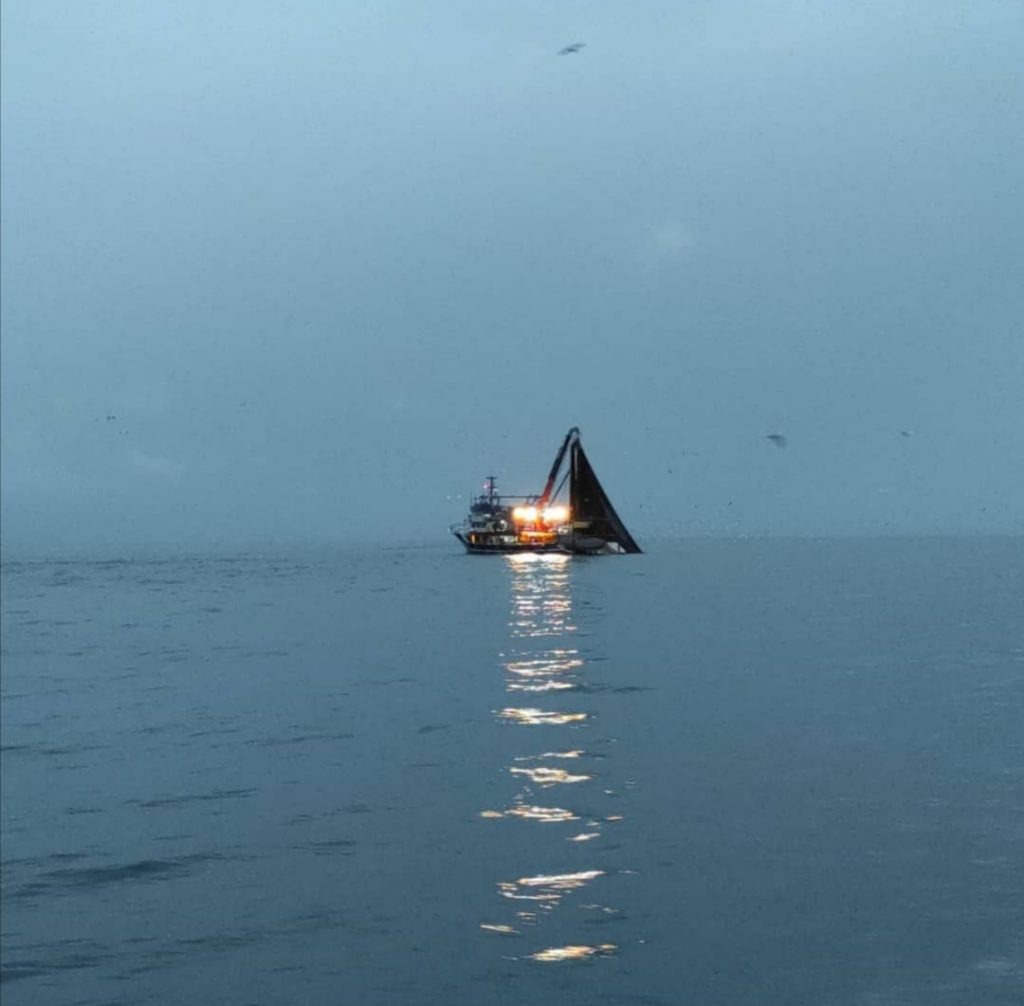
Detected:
left=480, top=553, right=625, bottom=964
left=509, top=766, right=592, bottom=785
left=530, top=944, right=618, bottom=963
left=497, top=708, right=588, bottom=726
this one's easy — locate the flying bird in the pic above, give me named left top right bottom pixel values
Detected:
left=558, top=42, right=585, bottom=55
left=766, top=434, right=787, bottom=449
left=900, top=430, right=913, bottom=438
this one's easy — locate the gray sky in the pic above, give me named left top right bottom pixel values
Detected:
left=3, top=0, right=1022, bottom=547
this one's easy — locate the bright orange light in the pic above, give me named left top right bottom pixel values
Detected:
left=542, top=506, right=570, bottom=524
left=512, top=506, right=538, bottom=523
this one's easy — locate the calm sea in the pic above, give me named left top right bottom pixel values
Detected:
left=2, top=538, right=1022, bottom=1005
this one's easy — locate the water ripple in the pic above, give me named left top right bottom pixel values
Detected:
left=11, top=852, right=224, bottom=900
left=133, top=788, right=257, bottom=809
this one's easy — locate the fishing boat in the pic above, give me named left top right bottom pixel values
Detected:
left=450, top=427, right=642, bottom=555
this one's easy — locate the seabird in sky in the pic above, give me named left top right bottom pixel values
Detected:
left=766, top=433, right=787, bottom=449
left=558, top=42, right=585, bottom=55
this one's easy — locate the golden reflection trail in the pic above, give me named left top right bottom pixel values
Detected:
left=478, top=553, right=621, bottom=964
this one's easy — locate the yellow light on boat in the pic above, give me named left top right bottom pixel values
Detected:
left=542, top=506, right=569, bottom=524
left=512, top=506, right=538, bottom=523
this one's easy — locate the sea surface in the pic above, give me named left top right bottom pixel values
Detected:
left=2, top=537, right=1022, bottom=1005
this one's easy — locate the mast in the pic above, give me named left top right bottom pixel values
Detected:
left=537, top=427, right=579, bottom=506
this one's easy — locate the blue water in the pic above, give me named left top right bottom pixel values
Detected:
left=2, top=538, right=1022, bottom=1004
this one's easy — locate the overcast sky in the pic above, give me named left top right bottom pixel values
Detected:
left=2, top=1, right=1022, bottom=547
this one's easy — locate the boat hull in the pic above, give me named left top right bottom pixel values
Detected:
left=452, top=529, right=628, bottom=555
left=452, top=530, right=561, bottom=554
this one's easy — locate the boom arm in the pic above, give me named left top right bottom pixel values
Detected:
left=537, top=427, right=579, bottom=506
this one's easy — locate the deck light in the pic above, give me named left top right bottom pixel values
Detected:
left=542, top=506, right=569, bottom=524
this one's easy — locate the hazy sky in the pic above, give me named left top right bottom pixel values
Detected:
left=3, top=1, right=1022, bottom=547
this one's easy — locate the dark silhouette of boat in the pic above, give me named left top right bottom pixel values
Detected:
left=450, top=427, right=642, bottom=555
